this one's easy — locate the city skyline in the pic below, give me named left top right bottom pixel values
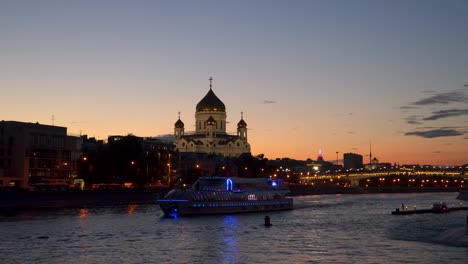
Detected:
left=2, top=0, right=468, bottom=165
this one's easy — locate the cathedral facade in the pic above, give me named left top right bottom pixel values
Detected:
left=173, top=78, right=251, bottom=157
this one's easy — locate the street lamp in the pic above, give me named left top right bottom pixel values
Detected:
left=81, top=156, right=92, bottom=188
left=167, top=163, right=171, bottom=186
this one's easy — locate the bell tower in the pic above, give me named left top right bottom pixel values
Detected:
left=237, top=112, right=247, bottom=141
left=174, top=111, right=184, bottom=139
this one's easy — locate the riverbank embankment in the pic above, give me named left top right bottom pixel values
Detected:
left=287, top=184, right=464, bottom=196
left=0, top=188, right=170, bottom=211
left=1, top=185, right=465, bottom=211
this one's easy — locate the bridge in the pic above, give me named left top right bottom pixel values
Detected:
left=299, top=170, right=467, bottom=187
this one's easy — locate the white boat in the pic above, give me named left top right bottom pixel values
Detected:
left=157, top=177, right=293, bottom=217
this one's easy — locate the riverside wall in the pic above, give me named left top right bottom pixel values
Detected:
left=287, top=184, right=464, bottom=196
left=0, top=188, right=170, bottom=211
left=1, top=185, right=465, bottom=211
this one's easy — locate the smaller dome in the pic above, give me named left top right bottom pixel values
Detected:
left=206, top=116, right=217, bottom=126
left=237, top=119, right=247, bottom=128
left=174, top=119, right=184, bottom=128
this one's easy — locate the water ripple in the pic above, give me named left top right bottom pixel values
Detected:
left=0, top=193, right=466, bottom=264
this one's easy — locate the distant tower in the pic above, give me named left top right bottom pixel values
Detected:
left=317, top=149, right=324, bottom=162
left=174, top=112, right=184, bottom=139
left=369, top=142, right=372, bottom=164
left=237, top=112, right=248, bottom=140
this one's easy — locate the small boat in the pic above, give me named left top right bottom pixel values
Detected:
left=431, top=202, right=449, bottom=213
left=157, top=177, right=293, bottom=217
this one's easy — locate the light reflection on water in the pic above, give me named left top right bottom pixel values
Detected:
left=222, top=216, right=241, bottom=263
left=127, top=204, right=138, bottom=215
left=0, top=192, right=467, bottom=264
left=79, top=208, right=88, bottom=218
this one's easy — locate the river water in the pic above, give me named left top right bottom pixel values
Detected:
left=1, top=192, right=467, bottom=264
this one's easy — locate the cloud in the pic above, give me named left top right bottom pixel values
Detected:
left=464, top=84, right=468, bottom=88
left=412, top=91, right=466, bottom=106
left=423, top=109, right=468, bottom=121
left=263, top=100, right=277, bottom=104
left=347, top=131, right=356, bottom=135
left=407, top=120, right=422, bottom=125
left=400, top=106, right=418, bottom=110
left=414, top=126, right=468, bottom=131
left=404, top=129, right=464, bottom=138
left=404, top=115, right=422, bottom=125
left=432, top=151, right=441, bottom=154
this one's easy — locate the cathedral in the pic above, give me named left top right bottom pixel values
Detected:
left=173, top=78, right=251, bottom=157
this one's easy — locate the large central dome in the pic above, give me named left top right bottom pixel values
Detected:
left=196, top=88, right=226, bottom=112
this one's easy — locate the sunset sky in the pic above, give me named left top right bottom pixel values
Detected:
left=2, top=0, right=467, bottom=165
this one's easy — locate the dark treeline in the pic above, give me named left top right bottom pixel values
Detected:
left=77, top=135, right=302, bottom=188
left=78, top=135, right=174, bottom=187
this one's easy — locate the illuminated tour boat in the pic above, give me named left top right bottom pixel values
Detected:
left=157, top=177, right=294, bottom=217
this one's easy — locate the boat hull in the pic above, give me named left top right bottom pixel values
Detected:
left=158, top=198, right=293, bottom=216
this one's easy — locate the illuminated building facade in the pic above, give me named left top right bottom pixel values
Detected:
left=0, top=121, right=81, bottom=189
left=173, top=78, right=251, bottom=157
